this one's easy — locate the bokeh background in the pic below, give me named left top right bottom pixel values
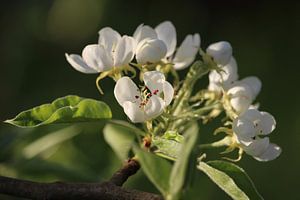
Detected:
left=0, top=0, right=299, bottom=199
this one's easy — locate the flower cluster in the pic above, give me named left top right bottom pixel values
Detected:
left=66, top=21, right=200, bottom=75
left=65, top=21, right=199, bottom=123
left=207, top=41, right=281, bottom=161
left=65, top=20, right=281, bottom=162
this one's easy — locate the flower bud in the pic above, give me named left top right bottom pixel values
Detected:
left=227, top=84, right=253, bottom=114
left=208, top=57, right=238, bottom=90
left=239, top=76, right=261, bottom=100
left=206, top=41, right=232, bottom=65
left=135, top=38, right=167, bottom=64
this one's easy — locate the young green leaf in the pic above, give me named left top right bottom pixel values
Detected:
left=133, top=146, right=172, bottom=197
left=198, top=160, right=263, bottom=200
left=103, top=123, right=136, bottom=161
left=5, top=95, right=112, bottom=128
left=152, top=137, right=182, bottom=161
left=168, top=122, right=199, bottom=200
left=207, top=160, right=263, bottom=200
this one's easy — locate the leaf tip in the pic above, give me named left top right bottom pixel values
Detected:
left=4, top=119, right=13, bottom=124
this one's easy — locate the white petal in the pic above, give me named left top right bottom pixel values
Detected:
left=133, top=24, right=157, bottom=43
left=123, top=101, right=146, bottom=123
left=82, top=44, right=112, bottom=72
left=240, top=76, right=261, bottom=99
left=144, top=95, right=165, bottom=120
left=258, top=111, right=276, bottom=135
left=254, top=143, right=281, bottom=162
left=227, top=84, right=253, bottom=114
left=206, top=41, right=232, bottom=65
left=242, top=137, right=270, bottom=157
left=249, top=104, right=260, bottom=110
left=209, top=57, right=238, bottom=90
left=143, top=71, right=165, bottom=93
left=241, top=108, right=262, bottom=121
left=113, top=36, right=136, bottom=67
left=208, top=82, right=222, bottom=92
left=114, top=77, right=140, bottom=106
left=97, top=45, right=114, bottom=71
left=233, top=117, right=256, bottom=139
left=173, top=34, right=201, bottom=70
left=163, top=81, right=174, bottom=106
left=135, top=38, right=167, bottom=64
left=65, top=53, right=98, bottom=74
left=241, top=109, right=275, bottom=135
left=98, top=27, right=121, bottom=53
left=155, top=21, right=177, bottom=57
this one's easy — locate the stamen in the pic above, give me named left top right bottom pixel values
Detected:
left=153, top=89, right=159, bottom=95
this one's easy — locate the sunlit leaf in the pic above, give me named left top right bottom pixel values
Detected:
left=207, top=160, right=263, bottom=200
left=168, top=122, right=199, bottom=200
left=5, top=95, right=112, bottom=128
left=152, top=137, right=182, bottom=161
left=198, top=160, right=263, bottom=200
left=103, top=123, right=136, bottom=161
left=133, top=146, right=172, bottom=197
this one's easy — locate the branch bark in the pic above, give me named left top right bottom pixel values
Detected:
left=0, top=159, right=163, bottom=200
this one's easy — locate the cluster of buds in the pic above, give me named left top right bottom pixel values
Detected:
left=65, top=21, right=281, bottom=162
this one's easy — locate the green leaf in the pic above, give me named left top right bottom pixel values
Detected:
left=168, top=122, right=199, bottom=200
left=133, top=146, right=172, bottom=196
left=23, top=125, right=82, bottom=159
left=152, top=137, right=182, bottom=161
left=103, top=122, right=137, bottom=161
left=5, top=95, right=112, bottom=128
left=207, top=160, right=263, bottom=200
left=198, top=160, right=263, bottom=200
left=108, top=120, right=146, bottom=137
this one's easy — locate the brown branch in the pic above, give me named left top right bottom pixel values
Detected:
left=110, top=158, right=140, bottom=186
left=0, top=159, right=163, bottom=200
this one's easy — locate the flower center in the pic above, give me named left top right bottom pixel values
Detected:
left=135, top=86, right=160, bottom=108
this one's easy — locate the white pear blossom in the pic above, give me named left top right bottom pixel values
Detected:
left=155, top=21, right=201, bottom=70
left=133, top=21, right=200, bottom=69
left=233, top=108, right=281, bottom=161
left=208, top=57, right=239, bottom=92
left=133, top=24, right=167, bottom=64
left=114, top=71, right=174, bottom=123
left=206, top=53, right=261, bottom=114
left=227, top=76, right=262, bottom=114
left=238, top=76, right=262, bottom=100
left=227, top=84, right=253, bottom=114
left=206, top=41, right=232, bottom=65
left=66, top=27, right=136, bottom=73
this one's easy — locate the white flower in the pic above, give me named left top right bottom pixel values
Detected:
left=66, top=27, right=136, bottom=73
left=233, top=108, right=281, bottom=161
left=133, top=24, right=167, bottom=64
left=155, top=21, right=201, bottom=70
left=133, top=21, right=201, bottom=69
left=206, top=41, right=232, bottom=65
left=135, top=38, right=168, bottom=64
left=237, top=76, right=262, bottom=100
left=227, top=76, right=262, bottom=114
left=208, top=57, right=239, bottom=92
left=114, top=71, right=174, bottom=123
left=227, top=84, right=253, bottom=114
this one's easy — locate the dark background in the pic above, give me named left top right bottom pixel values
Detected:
left=0, top=0, right=299, bottom=199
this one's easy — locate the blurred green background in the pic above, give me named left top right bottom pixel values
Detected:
left=0, top=0, right=299, bottom=199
